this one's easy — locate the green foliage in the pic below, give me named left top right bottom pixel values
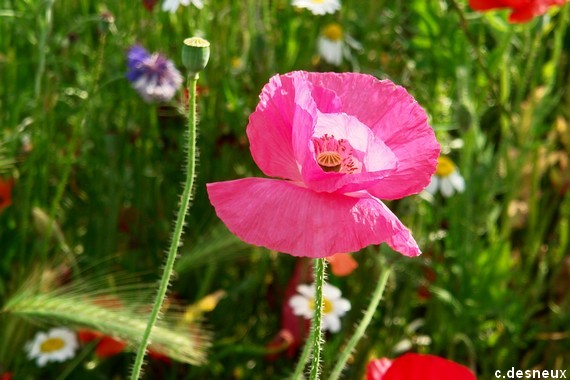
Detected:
left=0, top=0, right=569, bottom=378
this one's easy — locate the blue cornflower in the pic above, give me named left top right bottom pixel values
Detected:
left=126, top=45, right=183, bottom=103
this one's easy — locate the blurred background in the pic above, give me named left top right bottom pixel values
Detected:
left=0, top=0, right=569, bottom=378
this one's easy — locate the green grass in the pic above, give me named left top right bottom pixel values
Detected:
left=1, top=0, right=569, bottom=379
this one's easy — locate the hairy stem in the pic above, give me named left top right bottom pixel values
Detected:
left=309, top=258, right=326, bottom=380
left=130, top=73, right=200, bottom=380
left=329, top=264, right=392, bottom=380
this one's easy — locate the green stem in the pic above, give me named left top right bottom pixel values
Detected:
left=514, top=19, right=544, bottom=109
left=545, top=3, right=569, bottom=93
left=329, top=264, right=392, bottom=380
left=130, top=73, right=200, bottom=380
left=34, top=0, right=55, bottom=100
left=291, top=321, right=315, bottom=379
left=309, top=258, right=326, bottom=380
left=447, top=0, right=500, bottom=101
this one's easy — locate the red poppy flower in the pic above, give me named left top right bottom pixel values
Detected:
left=367, top=353, right=477, bottom=380
left=148, top=348, right=172, bottom=363
left=78, top=329, right=127, bottom=358
left=141, top=0, right=158, bottom=11
left=326, top=253, right=358, bottom=276
left=417, top=266, right=437, bottom=301
left=265, top=329, right=294, bottom=361
left=470, top=0, right=568, bottom=23
left=0, top=178, right=13, bottom=212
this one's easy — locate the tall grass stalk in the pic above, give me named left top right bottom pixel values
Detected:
left=129, top=72, right=201, bottom=379
left=329, top=263, right=392, bottom=380
left=291, top=323, right=315, bottom=379
left=3, top=291, right=208, bottom=364
left=34, top=0, right=55, bottom=100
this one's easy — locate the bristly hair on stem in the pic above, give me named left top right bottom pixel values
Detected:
left=309, top=258, right=326, bottom=380
left=290, top=258, right=328, bottom=380
left=129, top=37, right=209, bottom=379
left=329, top=261, right=392, bottom=380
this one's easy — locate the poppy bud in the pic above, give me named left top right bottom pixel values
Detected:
left=182, top=37, right=210, bottom=76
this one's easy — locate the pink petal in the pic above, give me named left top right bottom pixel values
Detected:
left=313, top=112, right=394, bottom=171
left=247, top=72, right=340, bottom=182
left=206, top=178, right=421, bottom=257
left=305, top=72, right=440, bottom=199
left=300, top=112, right=398, bottom=193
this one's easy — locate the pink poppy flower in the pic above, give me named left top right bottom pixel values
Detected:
left=207, top=71, right=439, bottom=258
left=469, top=0, right=568, bottom=23
left=367, top=353, right=477, bottom=380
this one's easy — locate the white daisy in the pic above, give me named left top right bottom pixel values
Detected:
left=26, top=327, right=78, bottom=367
left=318, top=23, right=343, bottom=66
left=162, top=0, right=203, bottom=13
left=292, top=0, right=341, bottom=15
left=289, top=283, right=351, bottom=333
left=425, top=156, right=465, bottom=198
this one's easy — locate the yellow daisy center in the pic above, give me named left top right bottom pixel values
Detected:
left=230, top=57, right=242, bottom=69
left=311, top=0, right=325, bottom=3
left=40, top=337, right=66, bottom=353
left=322, top=23, right=343, bottom=41
left=309, top=297, right=333, bottom=314
left=435, top=156, right=456, bottom=177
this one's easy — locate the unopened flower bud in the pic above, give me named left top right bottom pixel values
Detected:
left=182, top=37, right=210, bottom=75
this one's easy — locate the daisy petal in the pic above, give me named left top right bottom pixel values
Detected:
left=333, top=298, right=352, bottom=314
left=449, top=172, right=465, bottom=193
left=207, top=178, right=421, bottom=257
left=289, top=295, right=312, bottom=318
left=297, top=284, right=314, bottom=298
left=324, top=315, right=341, bottom=333
left=322, top=283, right=342, bottom=299
left=162, top=0, right=179, bottom=13
left=440, top=178, right=455, bottom=198
left=424, top=175, right=439, bottom=195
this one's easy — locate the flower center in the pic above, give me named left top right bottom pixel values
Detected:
left=311, top=0, right=325, bottom=3
left=435, top=156, right=455, bottom=177
left=317, top=151, right=342, bottom=172
left=140, top=54, right=168, bottom=80
left=322, top=23, right=343, bottom=41
left=309, top=297, right=333, bottom=314
left=40, top=337, right=66, bottom=353
left=312, top=134, right=359, bottom=174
